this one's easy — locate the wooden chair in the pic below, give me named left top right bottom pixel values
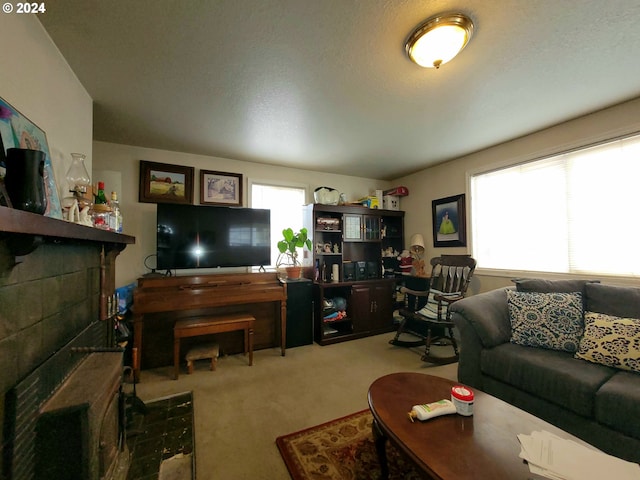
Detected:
left=389, top=255, right=476, bottom=364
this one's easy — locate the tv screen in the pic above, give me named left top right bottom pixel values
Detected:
left=157, top=204, right=271, bottom=270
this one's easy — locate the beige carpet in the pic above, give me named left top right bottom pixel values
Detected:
left=135, top=333, right=458, bottom=479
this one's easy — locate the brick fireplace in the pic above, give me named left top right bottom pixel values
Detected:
left=0, top=207, right=134, bottom=480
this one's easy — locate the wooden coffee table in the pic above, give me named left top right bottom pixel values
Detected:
left=368, top=372, right=586, bottom=479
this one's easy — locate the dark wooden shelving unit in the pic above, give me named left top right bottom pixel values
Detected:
left=303, top=204, right=404, bottom=345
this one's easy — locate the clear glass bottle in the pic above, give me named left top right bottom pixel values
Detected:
left=109, top=191, right=123, bottom=233
left=92, top=203, right=111, bottom=230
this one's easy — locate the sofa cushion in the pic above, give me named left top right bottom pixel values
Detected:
left=507, top=290, right=584, bottom=352
left=595, top=371, right=640, bottom=440
left=575, top=311, right=640, bottom=373
left=481, top=343, right=616, bottom=417
left=515, top=278, right=599, bottom=294
left=585, top=283, right=640, bottom=318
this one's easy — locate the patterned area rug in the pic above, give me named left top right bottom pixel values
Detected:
left=276, top=409, right=424, bottom=480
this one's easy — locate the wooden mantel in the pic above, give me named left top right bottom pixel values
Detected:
left=0, top=205, right=135, bottom=257
left=0, top=205, right=135, bottom=245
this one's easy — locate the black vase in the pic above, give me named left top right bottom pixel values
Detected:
left=4, top=148, right=47, bottom=214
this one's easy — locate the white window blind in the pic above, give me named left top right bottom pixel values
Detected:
left=250, top=183, right=306, bottom=267
left=471, top=134, right=640, bottom=277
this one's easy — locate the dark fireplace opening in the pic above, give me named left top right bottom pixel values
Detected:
left=36, top=409, right=84, bottom=478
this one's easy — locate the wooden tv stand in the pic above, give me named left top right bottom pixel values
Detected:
left=131, top=272, right=287, bottom=381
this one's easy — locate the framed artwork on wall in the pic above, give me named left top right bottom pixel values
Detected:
left=0, top=96, right=63, bottom=219
left=432, top=193, right=466, bottom=247
left=200, top=170, right=243, bottom=206
left=139, top=160, right=194, bottom=204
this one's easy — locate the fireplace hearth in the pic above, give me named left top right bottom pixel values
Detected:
left=3, top=321, right=129, bottom=480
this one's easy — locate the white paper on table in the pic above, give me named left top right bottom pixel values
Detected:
left=518, top=430, right=640, bottom=480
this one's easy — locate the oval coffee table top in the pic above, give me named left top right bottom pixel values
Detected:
left=368, top=372, right=582, bottom=480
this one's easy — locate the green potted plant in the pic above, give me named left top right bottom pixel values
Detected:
left=277, top=227, right=312, bottom=279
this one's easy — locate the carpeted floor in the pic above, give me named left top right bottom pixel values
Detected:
left=126, top=391, right=195, bottom=480
left=276, top=409, right=424, bottom=480
left=133, top=334, right=458, bottom=478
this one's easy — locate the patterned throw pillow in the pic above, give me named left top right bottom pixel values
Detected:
left=575, top=311, right=640, bottom=373
left=507, top=290, right=584, bottom=352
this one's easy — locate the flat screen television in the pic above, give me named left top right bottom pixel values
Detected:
left=156, top=203, right=271, bottom=270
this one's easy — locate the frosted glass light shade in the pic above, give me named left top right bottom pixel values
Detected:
left=406, top=13, right=474, bottom=69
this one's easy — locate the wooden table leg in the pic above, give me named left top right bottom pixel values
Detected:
left=132, top=313, right=143, bottom=382
left=173, top=337, right=180, bottom=380
left=248, top=326, right=254, bottom=366
left=372, top=417, right=389, bottom=479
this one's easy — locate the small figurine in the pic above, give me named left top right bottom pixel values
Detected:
left=333, top=243, right=339, bottom=253
left=62, top=197, right=80, bottom=223
left=398, top=249, right=413, bottom=275
left=78, top=205, right=93, bottom=226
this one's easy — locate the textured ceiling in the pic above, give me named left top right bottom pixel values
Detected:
left=39, top=0, right=640, bottom=180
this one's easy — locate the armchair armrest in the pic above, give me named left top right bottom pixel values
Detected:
left=433, top=293, right=463, bottom=304
left=399, top=287, right=430, bottom=297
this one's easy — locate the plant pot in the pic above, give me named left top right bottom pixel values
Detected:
left=285, top=266, right=302, bottom=280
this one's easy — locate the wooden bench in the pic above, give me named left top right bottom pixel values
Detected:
left=173, top=313, right=255, bottom=380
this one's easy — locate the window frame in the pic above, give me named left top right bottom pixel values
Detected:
left=467, top=130, right=640, bottom=281
left=248, top=178, right=309, bottom=268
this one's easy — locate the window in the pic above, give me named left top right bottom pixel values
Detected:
left=470, top=134, right=640, bottom=277
left=250, top=182, right=307, bottom=267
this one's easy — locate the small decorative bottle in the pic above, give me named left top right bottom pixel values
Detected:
left=92, top=181, right=110, bottom=229
left=109, top=191, right=123, bottom=233
left=94, top=181, right=108, bottom=204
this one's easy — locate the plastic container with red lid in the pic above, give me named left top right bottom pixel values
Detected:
left=451, top=385, right=474, bottom=416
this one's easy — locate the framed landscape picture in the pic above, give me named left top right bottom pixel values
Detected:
left=200, top=170, right=243, bottom=206
left=432, top=193, right=466, bottom=247
left=139, top=160, right=194, bottom=204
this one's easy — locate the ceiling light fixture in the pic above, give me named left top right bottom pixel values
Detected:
left=405, top=12, right=474, bottom=69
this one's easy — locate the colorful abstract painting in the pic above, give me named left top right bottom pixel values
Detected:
left=0, top=96, right=62, bottom=219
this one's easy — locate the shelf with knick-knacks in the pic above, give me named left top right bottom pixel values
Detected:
left=315, top=241, right=341, bottom=255
left=303, top=203, right=404, bottom=345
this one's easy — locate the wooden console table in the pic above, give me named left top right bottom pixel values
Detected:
left=132, top=272, right=287, bottom=381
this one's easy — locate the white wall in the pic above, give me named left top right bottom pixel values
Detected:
left=393, top=96, right=640, bottom=293
left=92, top=141, right=391, bottom=286
left=0, top=15, right=92, bottom=199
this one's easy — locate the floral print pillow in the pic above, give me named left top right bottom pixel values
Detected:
left=575, top=311, right=640, bottom=373
left=507, top=290, right=584, bottom=352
